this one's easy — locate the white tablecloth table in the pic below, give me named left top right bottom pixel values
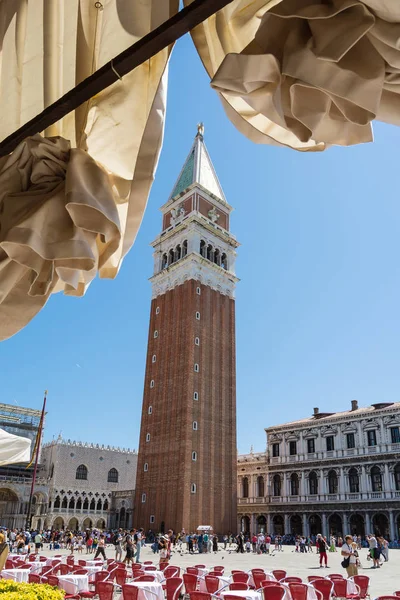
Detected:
left=28, top=561, right=43, bottom=572
left=221, top=591, right=262, bottom=600
left=46, top=557, right=66, bottom=566
left=58, top=574, right=89, bottom=595
left=125, top=581, right=164, bottom=600
left=85, top=559, right=104, bottom=567
left=85, top=565, right=104, bottom=575
left=197, top=568, right=209, bottom=577
left=199, top=575, right=230, bottom=592
left=1, top=568, right=30, bottom=582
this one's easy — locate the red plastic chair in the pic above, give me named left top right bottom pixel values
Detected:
left=159, top=561, right=169, bottom=572
left=79, top=560, right=87, bottom=566
left=205, top=576, right=221, bottom=594
left=326, top=574, right=344, bottom=581
left=28, top=574, right=41, bottom=584
left=166, top=576, right=184, bottom=600
left=214, top=567, right=225, bottom=575
left=145, top=566, right=157, bottom=571
left=144, top=561, right=154, bottom=565
left=187, top=567, right=200, bottom=576
left=80, top=571, right=110, bottom=599
left=28, top=554, right=37, bottom=562
left=195, top=565, right=206, bottom=569
left=97, top=581, right=115, bottom=600
left=183, top=573, right=199, bottom=594
left=165, top=566, right=181, bottom=579
left=189, top=592, right=211, bottom=600
left=230, top=583, right=249, bottom=591
left=332, top=579, right=359, bottom=600
left=115, top=568, right=129, bottom=586
left=261, top=582, right=283, bottom=589
left=122, top=585, right=140, bottom=600
left=282, top=577, right=302, bottom=584
left=308, top=577, right=325, bottom=583
left=312, top=579, right=334, bottom=600
left=288, top=583, right=309, bottom=600
left=260, top=589, right=286, bottom=600
left=74, top=568, right=88, bottom=575
left=393, top=594, right=400, bottom=598
left=253, top=573, right=267, bottom=589
left=351, top=577, right=369, bottom=599
left=134, top=575, right=156, bottom=582
left=60, top=564, right=71, bottom=575
left=272, top=571, right=287, bottom=582
left=373, top=598, right=400, bottom=600
left=232, top=573, right=249, bottom=584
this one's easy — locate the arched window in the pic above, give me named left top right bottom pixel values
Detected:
left=62, top=496, right=68, bottom=509
left=69, top=497, right=75, bottom=509
left=273, top=474, right=281, bottom=497
left=175, top=245, right=182, bottom=261
left=242, top=477, right=249, bottom=498
left=108, top=468, right=119, bottom=483
left=309, top=471, right=318, bottom=495
left=214, top=248, right=220, bottom=266
left=54, top=496, right=60, bottom=509
left=191, top=483, right=196, bottom=494
left=371, top=466, right=383, bottom=491
left=200, top=240, right=206, bottom=257
left=395, top=464, right=400, bottom=491
left=90, top=498, right=96, bottom=510
left=182, top=240, right=188, bottom=257
left=162, top=253, right=168, bottom=269
left=83, top=498, right=89, bottom=510
left=76, top=497, right=82, bottom=510
left=328, top=470, right=338, bottom=494
left=168, top=248, right=174, bottom=265
left=192, top=451, right=197, bottom=461
left=103, top=500, right=109, bottom=511
left=257, top=476, right=265, bottom=497
left=206, top=244, right=213, bottom=261
left=290, top=473, right=299, bottom=496
left=76, top=464, right=88, bottom=480
left=221, top=253, right=227, bottom=270
left=97, top=499, right=102, bottom=511
left=348, top=468, right=359, bottom=493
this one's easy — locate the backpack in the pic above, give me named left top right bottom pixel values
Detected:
left=113, top=533, right=119, bottom=545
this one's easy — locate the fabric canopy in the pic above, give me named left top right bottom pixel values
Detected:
left=0, top=427, right=31, bottom=466
left=186, top=0, right=400, bottom=150
left=1, top=0, right=400, bottom=340
left=0, top=0, right=178, bottom=340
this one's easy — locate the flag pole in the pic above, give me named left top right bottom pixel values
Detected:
left=25, top=391, right=47, bottom=531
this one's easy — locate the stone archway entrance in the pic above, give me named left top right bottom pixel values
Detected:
left=96, top=519, right=106, bottom=530
left=240, top=516, right=250, bottom=534
left=53, top=517, right=64, bottom=530
left=82, top=518, right=92, bottom=530
left=349, top=514, right=365, bottom=537
left=0, top=488, right=19, bottom=527
left=372, top=513, right=389, bottom=538
left=272, top=515, right=284, bottom=535
left=68, top=517, right=79, bottom=531
left=309, top=514, right=322, bottom=536
left=329, top=513, right=342, bottom=536
left=257, top=515, right=266, bottom=534
left=290, top=515, right=302, bottom=535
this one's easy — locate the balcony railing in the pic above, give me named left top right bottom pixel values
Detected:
left=238, top=491, right=400, bottom=504
left=268, top=442, right=400, bottom=464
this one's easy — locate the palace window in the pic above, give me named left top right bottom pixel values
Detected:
left=272, top=443, right=279, bottom=457
left=196, top=311, right=201, bottom=320
left=307, top=439, right=315, bottom=453
left=108, top=468, right=119, bottom=483
left=192, top=421, right=198, bottom=431
left=150, top=380, right=155, bottom=388
left=195, top=337, right=200, bottom=346
left=242, top=477, right=249, bottom=498
left=289, top=441, right=297, bottom=455
left=142, top=493, right=146, bottom=503
left=148, top=406, right=152, bottom=415
left=150, top=515, right=155, bottom=524
left=144, top=463, right=148, bottom=472
left=391, top=427, right=400, bottom=444
left=194, top=363, right=199, bottom=372
left=395, top=464, right=400, bottom=491
left=347, top=433, right=355, bottom=449
left=156, top=307, right=160, bottom=315
left=192, top=452, right=197, bottom=461
left=309, top=471, right=318, bottom=495
left=194, top=392, right=199, bottom=401
left=76, top=464, right=88, bottom=480
left=196, top=287, right=201, bottom=295
left=54, top=496, right=60, bottom=509
left=326, top=436, right=335, bottom=451
left=290, top=473, right=299, bottom=495
left=154, top=330, right=158, bottom=338
left=349, top=468, right=359, bottom=493
left=273, top=474, right=281, bottom=496
left=367, top=430, right=377, bottom=446
left=328, top=470, right=338, bottom=494
left=371, top=466, right=383, bottom=491
left=257, top=476, right=264, bottom=497
left=152, top=354, right=156, bottom=363
left=146, top=433, right=151, bottom=442
left=191, top=483, right=196, bottom=494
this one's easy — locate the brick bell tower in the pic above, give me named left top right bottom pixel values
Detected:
left=134, top=124, right=239, bottom=534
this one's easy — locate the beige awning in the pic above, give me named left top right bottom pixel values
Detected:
left=0, top=427, right=31, bottom=466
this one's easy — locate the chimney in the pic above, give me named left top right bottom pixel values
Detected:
left=313, top=407, right=319, bottom=416
left=351, top=400, right=358, bottom=411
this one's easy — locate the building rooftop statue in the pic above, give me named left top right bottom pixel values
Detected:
left=43, top=437, right=137, bottom=453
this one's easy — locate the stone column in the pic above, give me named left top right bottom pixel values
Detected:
left=384, top=464, right=390, bottom=492
left=360, top=466, right=367, bottom=497
left=251, top=514, right=257, bottom=535
left=365, top=513, right=371, bottom=535
left=300, top=473, right=306, bottom=497
left=342, top=513, right=348, bottom=536
left=284, top=514, right=290, bottom=535
left=339, top=468, right=346, bottom=497
left=322, top=513, right=327, bottom=538
left=302, top=514, right=308, bottom=537
left=267, top=514, right=272, bottom=535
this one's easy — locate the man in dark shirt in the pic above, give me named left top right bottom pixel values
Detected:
left=316, top=534, right=328, bottom=567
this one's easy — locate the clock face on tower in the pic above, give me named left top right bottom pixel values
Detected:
left=134, top=128, right=239, bottom=534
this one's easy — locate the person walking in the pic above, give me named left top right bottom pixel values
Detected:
left=341, top=535, right=358, bottom=577
left=367, top=534, right=380, bottom=569
left=316, top=534, right=328, bottom=568
left=93, top=534, right=107, bottom=560
left=114, top=530, right=123, bottom=562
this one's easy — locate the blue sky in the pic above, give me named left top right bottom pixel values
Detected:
left=2, top=34, right=400, bottom=454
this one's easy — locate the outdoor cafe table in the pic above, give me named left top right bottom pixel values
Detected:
left=247, top=572, right=276, bottom=587
left=85, top=565, right=104, bottom=576
left=85, top=559, right=104, bottom=567
left=1, top=568, right=30, bottom=583
left=221, top=591, right=262, bottom=600
left=197, top=568, right=209, bottom=577
left=58, top=574, right=89, bottom=595
left=125, top=580, right=164, bottom=600
left=199, top=575, right=230, bottom=593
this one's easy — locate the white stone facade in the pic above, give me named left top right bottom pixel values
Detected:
left=238, top=401, right=400, bottom=541
left=41, top=438, right=137, bottom=530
